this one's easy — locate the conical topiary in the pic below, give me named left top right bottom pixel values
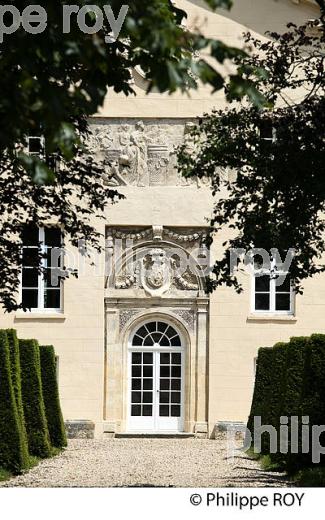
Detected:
left=19, top=339, right=52, bottom=458
left=5, top=329, right=29, bottom=466
left=0, top=331, right=28, bottom=473
left=40, top=345, right=67, bottom=448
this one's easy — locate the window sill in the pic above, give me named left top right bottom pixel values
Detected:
left=247, top=314, right=297, bottom=323
left=14, top=311, right=65, bottom=321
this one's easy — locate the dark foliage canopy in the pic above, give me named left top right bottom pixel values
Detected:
left=177, top=19, right=325, bottom=292
left=0, top=0, right=267, bottom=312
left=0, top=0, right=261, bottom=182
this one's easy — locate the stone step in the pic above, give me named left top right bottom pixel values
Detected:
left=115, top=432, right=195, bottom=439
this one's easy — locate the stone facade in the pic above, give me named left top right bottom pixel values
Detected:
left=0, top=0, right=321, bottom=438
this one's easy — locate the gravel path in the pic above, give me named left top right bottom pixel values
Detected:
left=1, top=438, right=292, bottom=488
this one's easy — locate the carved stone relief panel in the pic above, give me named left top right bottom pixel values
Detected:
left=88, top=119, right=210, bottom=187
left=118, top=307, right=196, bottom=332
left=106, top=226, right=208, bottom=298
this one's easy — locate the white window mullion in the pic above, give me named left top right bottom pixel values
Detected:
left=39, top=227, right=46, bottom=310
left=271, top=277, right=276, bottom=312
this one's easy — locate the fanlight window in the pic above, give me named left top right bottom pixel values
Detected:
left=132, top=321, right=182, bottom=347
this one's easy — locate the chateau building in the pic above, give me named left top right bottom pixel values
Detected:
left=0, top=0, right=322, bottom=438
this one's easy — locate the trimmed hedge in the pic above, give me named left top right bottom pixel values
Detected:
left=40, top=346, right=67, bottom=448
left=19, top=339, right=52, bottom=458
left=264, top=342, right=288, bottom=456
left=301, top=334, right=325, bottom=468
left=248, top=334, right=325, bottom=473
left=247, top=347, right=276, bottom=454
left=279, top=337, right=308, bottom=471
left=0, top=331, right=28, bottom=473
left=5, top=329, right=29, bottom=465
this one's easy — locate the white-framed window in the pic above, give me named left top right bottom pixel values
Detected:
left=21, top=226, right=63, bottom=312
left=27, top=135, right=45, bottom=157
left=252, top=260, right=294, bottom=314
left=259, top=120, right=276, bottom=154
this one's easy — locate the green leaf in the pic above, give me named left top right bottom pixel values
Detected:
left=204, top=0, right=233, bottom=10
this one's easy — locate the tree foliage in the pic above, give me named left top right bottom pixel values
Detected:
left=177, top=20, right=325, bottom=292
left=0, top=0, right=260, bottom=183
left=0, top=119, right=122, bottom=312
left=0, top=0, right=266, bottom=312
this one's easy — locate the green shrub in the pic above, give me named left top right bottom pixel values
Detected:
left=294, top=467, right=325, bottom=487
left=265, top=342, right=288, bottom=456
left=40, top=346, right=67, bottom=449
left=247, top=347, right=276, bottom=454
left=0, top=331, right=28, bottom=473
left=19, top=339, right=52, bottom=458
left=279, top=337, right=308, bottom=472
left=5, top=329, right=29, bottom=464
left=300, top=334, right=325, bottom=468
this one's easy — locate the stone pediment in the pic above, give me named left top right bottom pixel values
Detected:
left=105, top=225, right=209, bottom=297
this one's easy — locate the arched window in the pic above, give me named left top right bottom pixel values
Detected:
left=131, top=321, right=182, bottom=347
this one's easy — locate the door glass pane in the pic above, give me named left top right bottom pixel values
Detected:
left=143, top=379, right=152, bottom=390
left=171, top=392, right=181, bottom=404
left=131, top=351, right=153, bottom=417
left=171, top=379, right=181, bottom=390
left=159, top=405, right=169, bottom=417
left=171, top=336, right=182, bottom=347
left=131, top=405, right=141, bottom=416
left=132, top=392, right=141, bottom=403
left=132, top=379, right=141, bottom=390
left=171, top=405, right=181, bottom=417
left=145, top=322, right=156, bottom=333
left=132, top=335, right=143, bottom=346
left=132, top=365, right=141, bottom=377
left=165, top=326, right=177, bottom=339
left=143, top=352, right=153, bottom=364
left=157, top=322, right=168, bottom=333
left=159, top=352, right=182, bottom=418
left=142, top=405, right=152, bottom=416
left=143, top=365, right=153, bottom=377
left=160, top=336, right=170, bottom=346
left=160, top=392, right=169, bottom=403
left=172, top=353, right=181, bottom=365
left=132, top=353, right=141, bottom=365
left=160, top=353, right=170, bottom=365
left=160, top=379, right=170, bottom=390
left=135, top=326, right=147, bottom=338
left=160, top=365, right=170, bottom=377
left=171, top=365, right=181, bottom=378
left=143, top=392, right=152, bottom=403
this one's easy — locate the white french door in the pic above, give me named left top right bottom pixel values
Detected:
left=127, top=321, right=184, bottom=432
